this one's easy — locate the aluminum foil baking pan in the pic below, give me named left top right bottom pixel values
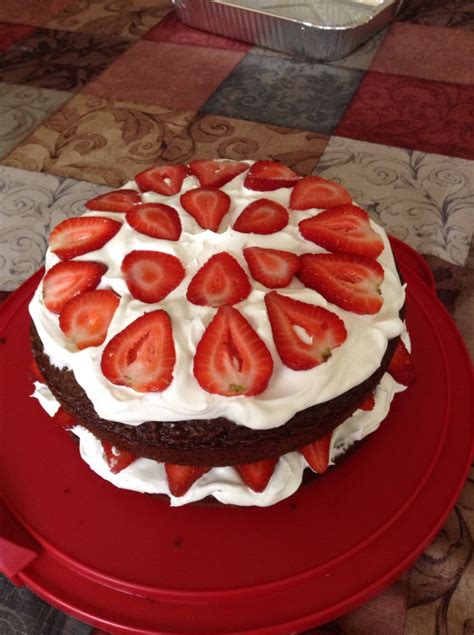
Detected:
left=172, top=0, right=403, bottom=60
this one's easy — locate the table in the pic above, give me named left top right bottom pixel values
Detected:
left=0, top=0, right=473, bottom=633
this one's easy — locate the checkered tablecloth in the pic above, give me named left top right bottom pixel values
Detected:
left=0, top=1, right=473, bottom=633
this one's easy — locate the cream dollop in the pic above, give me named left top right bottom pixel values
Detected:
left=29, top=164, right=405, bottom=430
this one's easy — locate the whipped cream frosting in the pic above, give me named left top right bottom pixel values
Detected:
left=29, top=162, right=406, bottom=430
left=32, top=372, right=407, bottom=507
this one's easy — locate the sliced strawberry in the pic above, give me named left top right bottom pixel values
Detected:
left=52, top=406, right=76, bottom=429
left=244, top=161, right=300, bottom=191
left=165, top=464, right=210, bottom=497
left=298, top=254, right=384, bottom=315
left=180, top=187, right=230, bottom=232
left=190, top=160, right=248, bottom=189
left=43, top=261, right=107, bottom=314
left=387, top=340, right=415, bottom=386
left=359, top=392, right=375, bottom=411
left=265, top=291, right=347, bottom=370
left=236, top=459, right=278, bottom=492
left=233, top=199, right=288, bottom=234
left=187, top=252, right=251, bottom=307
left=31, top=358, right=45, bottom=383
left=102, top=440, right=137, bottom=474
left=49, top=216, right=122, bottom=260
left=59, top=289, right=120, bottom=350
left=85, top=189, right=141, bottom=213
left=136, top=164, right=187, bottom=196
left=194, top=305, right=273, bottom=397
left=121, top=250, right=185, bottom=303
left=126, top=203, right=181, bottom=241
left=290, top=176, right=351, bottom=210
left=300, top=431, right=332, bottom=473
left=243, top=247, right=300, bottom=288
left=299, top=205, right=384, bottom=259
left=101, top=310, right=176, bottom=392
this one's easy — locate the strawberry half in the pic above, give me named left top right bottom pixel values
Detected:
left=194, top=305, right=273, bottom=397
left=136, top=164, right=187, bottom=196
left=165, top=464, right=210, bottom=497
left=359, top=392, right=375, bottom=411
left=52, top=406, right=76, bottom=429
left=121, top=250, right=185, bottom=303
left=59, top=289, right=120, bottom=350
left=265, top=291, right=347, bottom=370
left=388, top=340, right=415, bottom=386
left=298, top=254, right=384, bottom=315
left=243, top=247, right=300, bottom=288
left=236, top=459, right=278, bottom=492
left=49, top=216, right=121, bottom=261
left=299, top=205, right=384, bottom=259
left=290, top=176, right=351, bottom=210
left=187, top=252, right=251, bottom=307
left=300, top=431, right=332, bottom=473
left=101, top=440, right=137, bottom=474
left=244, top=161, right=300, bottom=191
left=126, top=203, right=182, bottom=241
left=180, top=187, right=230, bottom=232
left=233, top=199, right=288, bottom=234
left=31, top=358, right=46, bottom=383
left=101, top=310, right=176, bottom=392
left=85, top=189, right=141, bottom=213
left=190, top=160, right=248, bottom=189
left=43, top=261, right=107, bottom=314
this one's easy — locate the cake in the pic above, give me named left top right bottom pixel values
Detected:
left=29, top=160, right=414, bottom=507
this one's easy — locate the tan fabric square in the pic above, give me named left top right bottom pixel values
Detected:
left=162, top=114, right=329, bottom=176
left=2, top=93, right=194, bottom=187
left=0, top=0, right=75, bottom=26
left=83, top=40, right=245, bottom=111
left=46, top=0, right=171, bottom=41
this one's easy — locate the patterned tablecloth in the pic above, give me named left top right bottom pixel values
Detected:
left=0, top=0, right=473, bottom=633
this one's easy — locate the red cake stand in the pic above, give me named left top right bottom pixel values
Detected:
left=0, top=241, right=472, bottom=635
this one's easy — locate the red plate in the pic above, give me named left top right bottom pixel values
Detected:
left=0, top=243, right=473, bottom=635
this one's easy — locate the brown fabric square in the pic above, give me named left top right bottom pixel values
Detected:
left=0, top=27, right=131, bottom=91
left=2, top=93, right=194, bottom=186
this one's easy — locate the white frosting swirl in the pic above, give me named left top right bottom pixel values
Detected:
left=29, top=164, right=405, bottom=430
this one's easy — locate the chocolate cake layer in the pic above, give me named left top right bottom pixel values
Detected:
left=31, top=322, right=400, bottom=466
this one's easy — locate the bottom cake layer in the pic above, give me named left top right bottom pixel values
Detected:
left=32, top=373, right=406, bottom=507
